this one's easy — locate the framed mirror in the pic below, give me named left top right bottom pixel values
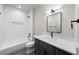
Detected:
left=47, top=12, right=62, bottom=33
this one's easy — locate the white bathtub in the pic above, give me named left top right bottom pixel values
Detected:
left=0, top=40, right=27, bottom=55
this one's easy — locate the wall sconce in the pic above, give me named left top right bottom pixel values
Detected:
left=71, top=19, right=79, bottom=29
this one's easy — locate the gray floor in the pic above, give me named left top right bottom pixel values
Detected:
left=9, top=47, right=35, bottom=55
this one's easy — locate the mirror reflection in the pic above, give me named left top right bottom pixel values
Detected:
left=47, top=12, right=62, bottom=33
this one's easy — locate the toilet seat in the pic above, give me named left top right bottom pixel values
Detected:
left=25, top=41, right=35, bottom=47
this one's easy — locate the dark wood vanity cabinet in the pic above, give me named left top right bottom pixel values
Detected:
left=35, top=38, right=72, bottom=55
left=35, top=38, right=54, bottom=55
left=55, top=47, right=71, bottom=55
left=39, top=40, right=55, bottom=55
left=35, top=39, right=40, bottom=55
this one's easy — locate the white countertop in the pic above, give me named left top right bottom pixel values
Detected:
left=34, top=35, right=76, bottom=54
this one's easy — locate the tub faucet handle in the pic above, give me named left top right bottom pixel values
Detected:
left=29, top=33, right=31, bottom=35
left=28, top=33, right=31, bottom=37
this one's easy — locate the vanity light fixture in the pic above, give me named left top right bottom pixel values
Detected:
left=46, top=9, right=55, bottom=15
left=47, top=5, right=63, bottom=15
left=51, top=9, right=55, bottom=13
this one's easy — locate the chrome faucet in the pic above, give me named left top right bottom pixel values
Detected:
left=51, top=32, right=53, bottom=38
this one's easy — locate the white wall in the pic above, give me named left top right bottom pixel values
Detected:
left=3, top=5, right=27, bottom=45
left=34, top=4, right=75, bottom=41
left=28, top=10, right=33, bottom=36
left=0, top=5, right=34, bottom=54
left=25, top=10, right=34, bottom=40
left=0, top=5, right=28, bottom=49
left=74, top=5, right=79, bottom=46
left=0, top=5, right=4, bottom=48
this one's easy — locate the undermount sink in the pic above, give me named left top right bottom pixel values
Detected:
left=38, top=35, right=58, bottom=41
left=34, top=35, right=76, bottom=54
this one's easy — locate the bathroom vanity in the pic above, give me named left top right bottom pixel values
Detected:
left=34, top=35, right=76, bottom=55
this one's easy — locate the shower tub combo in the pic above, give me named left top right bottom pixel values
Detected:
left=0, top=40, right=35, bottom=55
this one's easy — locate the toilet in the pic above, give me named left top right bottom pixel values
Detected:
left=25, top=40, right=35, bottom=54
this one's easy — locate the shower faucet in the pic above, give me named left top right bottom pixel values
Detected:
left=28, top=33, right=31, bottom=40
left=71, top=19, right=79, bottom=29
left=28, top=33, right=31, bottom=37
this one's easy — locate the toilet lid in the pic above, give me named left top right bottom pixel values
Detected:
left=25, top=41, right=35, bottom=47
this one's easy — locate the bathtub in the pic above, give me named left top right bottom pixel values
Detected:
left=0, top=40, right=27, bottom=55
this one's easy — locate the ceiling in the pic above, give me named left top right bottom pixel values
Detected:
left=6, top=4, right=63, bottom=13
left=6, top=4, right=43, bottom=13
